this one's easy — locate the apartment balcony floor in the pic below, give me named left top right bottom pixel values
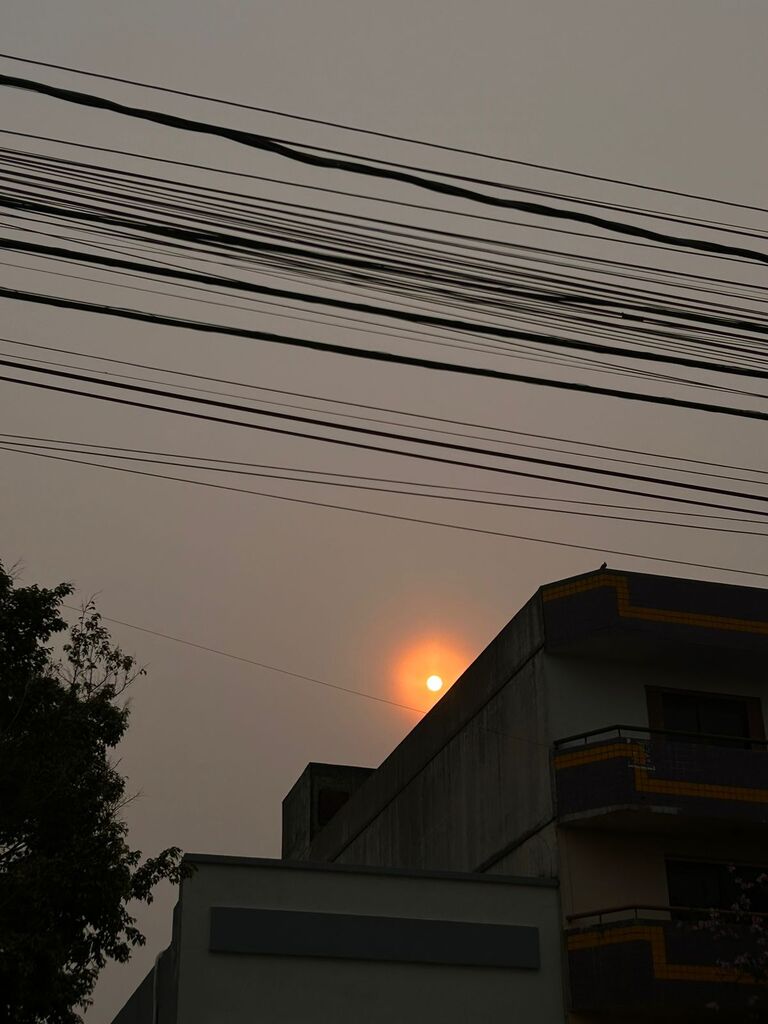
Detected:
left=554, top=726, right=768, bottom=834
left=567, top=906, right=768, bottom=1020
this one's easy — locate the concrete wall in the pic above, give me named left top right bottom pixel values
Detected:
left=170, top=857, right=566, bottom=1024
left=543, top=645, right=768, bottom=744
left=490, top=820, right=559, bottom=879
left=282, top=763, right=373, bottom=860
left=304, top=594, right=551, bottom=872
left=559, top=828, right=768, bottom=919
left=333, top=654, right=553, bottom=872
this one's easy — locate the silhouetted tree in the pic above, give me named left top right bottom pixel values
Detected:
left=0, top=562, right=191, bottom=1023
left=695, top=866, right=768, bottom=1019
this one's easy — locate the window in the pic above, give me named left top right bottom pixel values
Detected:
left=662, top=692, right=749, bottom=739
left=646, top=688, right=764, bottom=745
left=316, top=787, right=352, bottom=830
left=667, top=860, right=768, bottom=914
left=667, top=860, right=728, bottom=910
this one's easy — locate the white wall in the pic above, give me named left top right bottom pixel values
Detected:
left=174, top=859, right=566, bottom=1024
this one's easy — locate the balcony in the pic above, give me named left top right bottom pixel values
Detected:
left=553, top=726, right=768, bottom=832
left=567, top=905, right=767, bottom=1019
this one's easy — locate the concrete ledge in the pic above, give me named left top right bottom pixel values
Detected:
left=184, top=852, right=559, bottom=887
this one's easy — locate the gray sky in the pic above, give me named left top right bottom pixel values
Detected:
left=1, top=2, right=767, bottom=1020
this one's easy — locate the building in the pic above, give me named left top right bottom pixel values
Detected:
left=113, top=568, right=768, bottom=1023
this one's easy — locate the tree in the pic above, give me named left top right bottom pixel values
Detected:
left=694, top=866, right=768, bottom=1019
left=0, top=562, right=191, bottom=1024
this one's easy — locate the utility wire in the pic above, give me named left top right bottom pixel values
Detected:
left=2, top=436, right=764, bottom=538
left=4, top=141, right=765, bottom=312
left=5, top=210, right=768, bottom=351
left=58, top=600, right=555, bottom=752
left=2, top=74, right=767, bottom=266
left=3, top=286, right=768, bottom=424
left=3, top=430, right=764, bottom=522
left=3, top=352, right=768, bottom=506
left=59, top=602, right=422, bottom=714
left=5, top=444, right=765, bottom=580
left=3, top=336, right=767, bottom=482
left=2, top=51, right=766, bottom=216
left=6, top=338, right=767, bottom=486
left=1, top=368, right=766, bottom=518
left=6, top=128, right=762, bottom=264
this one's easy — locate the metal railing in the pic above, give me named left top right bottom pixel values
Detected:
left=567, top=904, right=768, bottom=927
left=554, top=723, right=768, bottom=751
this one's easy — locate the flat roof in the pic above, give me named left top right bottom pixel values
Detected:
left=184, top=852, right=559, bottom=887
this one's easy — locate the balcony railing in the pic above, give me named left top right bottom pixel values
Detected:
left=568, top=903, right=768, bottom=927
left=556, top=724, right=768, bottom=751
left=553, top=725, right=768, bottom=828
left=567, top=905, right=768, bottom=1016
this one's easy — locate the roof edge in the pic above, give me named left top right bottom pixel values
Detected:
left=183, top=852, right=559, bottom=887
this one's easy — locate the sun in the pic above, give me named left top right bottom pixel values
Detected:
left=391, top=635, right=470, bottom=710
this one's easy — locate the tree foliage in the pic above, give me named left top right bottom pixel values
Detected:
left=0, top=562, right=191, bottom=1023
left=695, top=867, right=768, bottom=1018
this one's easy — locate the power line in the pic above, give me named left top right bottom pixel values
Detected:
left=1, top=163, right=764, bottom=367
left=6, top=211, right=768, bottom=357
left=6, top=337, right=766, bottom=485
left=5, top=139, right=765, bottom=314
left=3, top=286, right=768, bottom=425
left=59, top=602, right=422, bottom=714
left=4, top=114, right=760, bottom=243
left=3, top=429, right=763, bottom=522
left=6, top=444, right=766, bottom=580
left=2, top=436, right=763, bottom=537
left=6, top=128, right=759, bottom=264
left=7, top=368, right=764, bottom=519
left=3, top=336, right=767, bottom=483
left=2, top=73, right=767, bottom=266
left=4, top=350, right=768, bottom=514
left=59, top=600, right=555, bottom=751
left=2, top=51, right=766, bottom=216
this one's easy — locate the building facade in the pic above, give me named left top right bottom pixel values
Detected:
left=113, top=568, right=768, bottom=1022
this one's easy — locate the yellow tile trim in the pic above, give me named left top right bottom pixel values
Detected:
left=554, top=741, right=768, bottom=805
left=634, top=770, right=768, bottom=804
left=543, top=573, right=768, bottom=636
left=554, top=743, right=646, bottom=770
left=568, top=924, right=764, bottom=985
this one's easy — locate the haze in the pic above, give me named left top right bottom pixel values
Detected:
left=1, top=3, right=766, bottom=1020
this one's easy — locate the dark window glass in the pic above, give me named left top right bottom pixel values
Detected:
left=699, top=699, right=749, bottom=739
left=667, top=860, right=726, bottom=910
left=667, top=860, right=768, bottom=915
left=660, top=691, right=750, bottom=742
left=316, top=786, right=351, bottom=830
left=661, top=692, right=701, bottom=735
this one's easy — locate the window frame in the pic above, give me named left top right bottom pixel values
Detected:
left=666, top=856, right=768, bottom=915
left=646, top=685, right=765, bottom=742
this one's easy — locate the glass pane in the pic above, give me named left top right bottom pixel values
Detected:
left=661, top=693, right=700, bottom=734
left=667, top=860, right=726, bottom=910
left=699, top=698, right=750, bottom=739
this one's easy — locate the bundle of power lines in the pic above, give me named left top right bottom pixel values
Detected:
left=1, top=52, right=768, bottom=581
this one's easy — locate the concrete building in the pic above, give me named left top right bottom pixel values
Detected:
left=113, top=568, right=768, bottom=1022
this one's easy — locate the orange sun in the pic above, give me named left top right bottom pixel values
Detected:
left=391, top=635, right=471, bottom=711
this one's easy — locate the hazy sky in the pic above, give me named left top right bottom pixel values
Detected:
left=1, top=2, right=767, bottom=1020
